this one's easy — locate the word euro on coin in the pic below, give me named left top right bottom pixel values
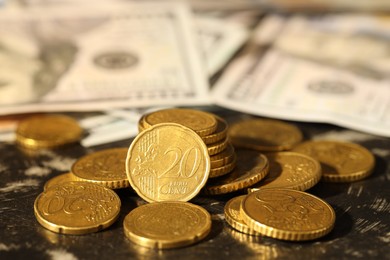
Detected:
left=34, top=182, right=121, bottom=235
left=16, top=114, right=82, bottom=149
left=123, top=201, right=211, bottom=249
left=126, top=123, right=210, bottom=202
left=240, top=189, right=335, bottom=241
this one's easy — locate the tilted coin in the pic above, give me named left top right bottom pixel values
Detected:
left=228, top=118, right=303, bottom=151
left=34, top=181, right=121, bottom=235
left=201, top=116, right=228, bottom=144
left=44, top=172, right=76, bottom=191
left=207, top=138, right=229, bottom=156
left=210, top=143, right=235, bottom=168
left=126, top=123, right=210, bottom=202
left=204, top=149, right=269, bottom=195
left=293, top=141, right=375, bottom=182
left=249, top=152, right=321, bottom=192
left=16, top=114, right=82, bottom=149
left=240, top=189, right=336, bottom=241
left=209, top=155, right=236, bottom=178
left=71, top=148, right=130, bottom=189
left=224, top=195, right=260, bottom=236
left=123, top=201, right=211, bottom=249
left=142, top=108, right=217, bottom=136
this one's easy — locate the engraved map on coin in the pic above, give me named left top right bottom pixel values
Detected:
left=126, top=123, right=210, bottom=202
left=93, top=51, right=138, bottom=69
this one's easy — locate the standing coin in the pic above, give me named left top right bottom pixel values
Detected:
left=142, top=109, right=217, bottom=136
left=16, top=114, right=82, bottom=149
left=224, top=195, right=260, bottom=236
left=123, top=201, right=211, bottom=249
left=249, top=152, right=321, bottom=192
left=71, top=148, right=130, bottom=189
left=34, top=182, right=121, bottom=235
left=293, top=141, right=375, bottom=182
left=228, top=118, right=303, bottom=151
left=204, top=149, right=269, bottom=195
left=126, top=123, right=210, bottom=202
left=240, top=189, right=335, bottom=241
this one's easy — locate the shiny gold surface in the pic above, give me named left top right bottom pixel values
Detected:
left=204, top=150, right=269, bottom=195
left=123, top=201, right=211, bottom=249
left=293, top=141, right=375, bottom=182
left=209, top=155, right=236, bottom=178
left=126, top=123, right=210, bottom=202
left=249, top=152, right=321, bottom=192
left=224, top=195, right=260, bottom=235
left=207, top=138, right=229, bottom=155
left=71, top=148, right=130, bottom=189
left=210, top=143, right=235, bottom=168
left=43, top=172, right=76, bottom=191
left=229, top=119, right=303, bottom=151
left=16, top=114, right=82, bottom=149
left=143, top=108, right=217, bottom=136
left=34, top=181, right=121, bottom=235
left=201, top=116, right=228, bottom=144
left=241, top=189, right=335, bottom=241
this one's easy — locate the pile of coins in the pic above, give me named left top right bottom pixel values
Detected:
left=27, top=109, right=376, bottom=248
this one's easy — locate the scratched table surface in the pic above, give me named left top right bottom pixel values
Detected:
left=0, top=108, right=389, bottom=260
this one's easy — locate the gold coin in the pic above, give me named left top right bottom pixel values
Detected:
left=204, top=149, right=269, bottom=195
left=126, top=123, right=210, bottom=202
left=209, top=155, right=236, bottom=178
left=71, top=148, right=130, bottom=189
left=123, top=201, right=211, bottom=249
left=16, top=114, right=82, bottom=149
left=228, top=118, right=303, bottom=151
left=293, top=141, right=375, bottom=182
left=207, top=138, right=229, bottom=155
left=43, top=172, right=76, bottom=191
left=241, top=189, right=335, bottom=241
left=34, top=181, right=121, bottom=235
left=142, top=109, right=217, bottom=136
left=201, top=116, right=228, bottom=144
left=224, top=195, right=260, bottom=236
left=249, top=152, right=321, bottom=192
left=210, top=143, right=235, bottom=168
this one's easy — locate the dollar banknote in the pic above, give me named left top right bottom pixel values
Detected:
left=0, top=2, right=210, bottom=115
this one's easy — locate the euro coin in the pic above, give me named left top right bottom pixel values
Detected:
left=293, top=141, right=374, bottom=182
left=43, top=172, right=76, bottom=191
left=123, top=201, right=211, bottom=249
left=240, top=189, right=335, bottom=241
left=16, top=114, right=82, bottom=149
left=204, top=149, right=269, bottom=195
left=34, top=182, right=120, bottom=235
left=249, top=152, right=321, bottom=192
left=71, top=148, right=130, bottom=189
left=229, top=118, right=303, bottom=151
left=126, top=123, right=210, bottom=202
left=142, top=108, right=217, bottom=136
left=224, top=195, right=260, bottom=235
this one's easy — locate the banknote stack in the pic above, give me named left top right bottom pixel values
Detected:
left=28, top=109, right=376, bottom=247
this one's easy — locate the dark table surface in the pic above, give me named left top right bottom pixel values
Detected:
left=0, top=107, right=389, bottom=260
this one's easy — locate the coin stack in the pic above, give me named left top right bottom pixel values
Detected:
left=138, top=108, right=238, bottom=179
